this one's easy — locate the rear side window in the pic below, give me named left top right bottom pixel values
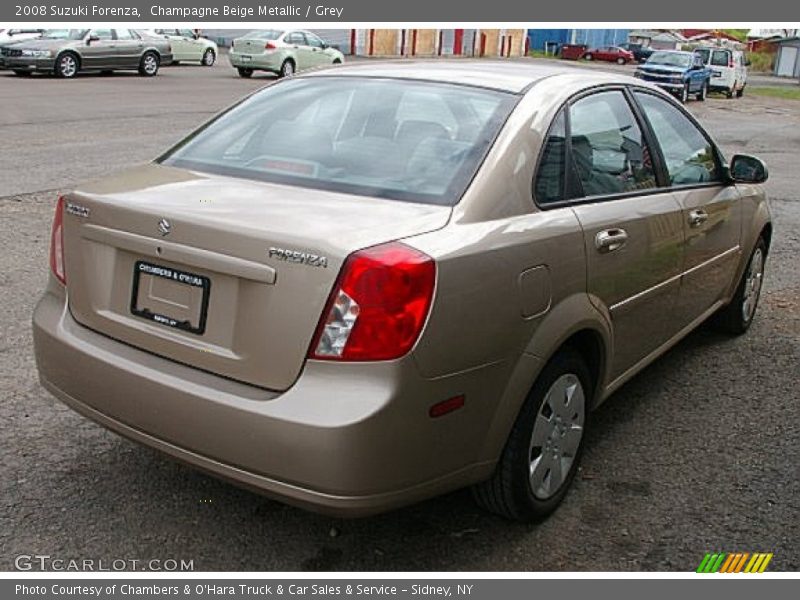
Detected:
left=635, top=92, right=721, bottom=185
left=533, top=110, right=566, bottom=205
left=568, top=91, right=657, bottom=197
left=160, top=77, right=516, bottom=206
left=285, top=32, right=307, bottom=45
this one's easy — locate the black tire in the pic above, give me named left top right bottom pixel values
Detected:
left=332, top=58, right=342, bottom=65
left=616, top=57, right=625, bottom=65
left=736, top=84, right=745, bottom=98
left=138, top=51, right=160, bottom=76
left=54, top=52, right=79, bottom=78
left=696, top=81, right=708, bottom=101
left=726, top=85, right=735, bottom=99
left=584, top=53, right=593, bottom=61
left=279, top=59, right=295, bottom=77
left=12, top=70, right=32, bottom=76
left=713, top=237, right=767, bottom=335
left=202, top=49, right=215, bottom=67
left=472, top=347, right=592, bottom=521
left=237, top=67, right=253, bottom=78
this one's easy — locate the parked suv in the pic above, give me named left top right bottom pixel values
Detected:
left=635, top=50, right=712, bottom=102
left=33, top=62, right=771, bottom=521
left=619, top=42, right=654, bottom=63
left=693, top=46, right=748, bottom=98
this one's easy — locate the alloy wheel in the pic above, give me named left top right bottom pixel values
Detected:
left=143, top=54, right=158, bottom=75
left=59, top=54, right=77, bottom=78
left=742, top=247, right=765, bottom=323
left=528, top=373, right=585, bottom=500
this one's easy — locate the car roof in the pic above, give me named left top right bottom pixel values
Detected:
left=302, top=59, right=637, bottom=93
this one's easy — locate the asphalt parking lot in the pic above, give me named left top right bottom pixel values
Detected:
left=1, top=57, right=798, bottom=572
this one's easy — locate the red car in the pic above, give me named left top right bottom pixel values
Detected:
left=583, top=46, right=634, bottom=64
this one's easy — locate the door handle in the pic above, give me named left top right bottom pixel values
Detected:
left=595, top=228, right=628, bottom=253
left=688, top=209, right=709, bottom=227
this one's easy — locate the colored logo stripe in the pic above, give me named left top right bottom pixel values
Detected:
left=696, top=552, right=773, bottom=573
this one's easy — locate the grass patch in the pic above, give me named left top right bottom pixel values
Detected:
left=748, top=86, right=800, bottom=100
left=527, top=50, right=559, bottom=60
left=747, top=51, right=776, bottom=73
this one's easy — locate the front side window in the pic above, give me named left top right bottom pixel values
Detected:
left=160, top=77, right=516, bottom=206
left=635, top=92, right=721, bottom=186
left=568, top=91, right=657, bottom=197
left=305, top=33, right=325, bottom=48
left=90, top=29, right=113, bottom=41
left=711, top=50, right=730, bottom=67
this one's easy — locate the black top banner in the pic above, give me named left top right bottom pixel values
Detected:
left=2, top=0, right=799, bottom=22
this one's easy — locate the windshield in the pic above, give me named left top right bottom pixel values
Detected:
left=646, top=51, right=692, bottom=68
left=160, top=77, right=516, bottom=206
left=41, top=29, right=87, bottom=40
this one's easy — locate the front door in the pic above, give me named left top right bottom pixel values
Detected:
left=82, top=28, right=117, bottom=69
left=566, top=90, right=685, bottom=379
left=634, top=91, right=742, bottom=328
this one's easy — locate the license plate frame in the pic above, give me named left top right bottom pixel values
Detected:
left=240, top=55, right=252, bottom=62
left=130, top=261, right=211, bottom=335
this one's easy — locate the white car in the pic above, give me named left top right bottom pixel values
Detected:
left=0, top=29, right=43, bottom=44
left=147, top=29, right=218, bottom=66
left=694, top=46, right=748, bottom=98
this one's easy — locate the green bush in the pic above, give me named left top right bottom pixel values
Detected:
left=747, top=51, right=776, bottom=73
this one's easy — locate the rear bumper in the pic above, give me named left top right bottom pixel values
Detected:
left=228, top=50, right=281, bottom=71
left=33, top=289, right=500, bottom=516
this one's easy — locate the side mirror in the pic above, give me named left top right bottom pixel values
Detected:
left=87, top=34, right=100, bottom=44
left=729, top=154, right=768, bottom=184
left=193, top=33, right=200, bottom=40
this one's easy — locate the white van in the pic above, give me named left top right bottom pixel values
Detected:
left=693, top=47, right=748, bottom=98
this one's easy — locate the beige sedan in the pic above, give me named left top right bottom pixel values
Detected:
left=33, top=61, right=771, bottom=520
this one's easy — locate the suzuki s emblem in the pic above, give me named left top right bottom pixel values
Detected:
left=157, top=219, right=171, bottom=236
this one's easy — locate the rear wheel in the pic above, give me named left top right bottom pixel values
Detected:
left=279, top=59, right=295, bottom=77
left=713, top=238, right=767, bottom=334
left=736, top=84, right=745, bottom=98
left=138, top=51, right=160, bottom=76
left=202, top=49, right=216, bottom=66
left=236, top=67, right=253, bottom=78
left=54, top=52, right=79, bottom=78
left=584, top=53, right=593, bottom=61
left=726, top=83, right=736, bottom=99
left=472, top=347, right=590, bottom=521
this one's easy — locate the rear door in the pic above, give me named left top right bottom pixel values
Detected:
left=565, top=89, right=685, bottom=379
left=113, top=29, right=144, bottom=68
left=633, top=91, right=741, bottom=327
left=284, top=31, right=311, bottom=69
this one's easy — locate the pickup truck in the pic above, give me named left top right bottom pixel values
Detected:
left=634, top=50, right=712, bottom=103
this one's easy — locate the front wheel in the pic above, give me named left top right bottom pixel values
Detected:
left=472, top=347, right=590, bottom=521
left=713, top=238, right=767, bottom=334
left=616, top=57, right=626, bottom=65
left=680, top=82, right=690, bottom=103
left=202, top=49, right=215, bottom=66
left=584, top=53, right=593, bottom=61
left=696, top=81, right=708, bottom=101
left=54, top=52, right=79, bottom=78
left=236, top=67, right=253, bottom=78
left=138, top=51, right=160, bottom=76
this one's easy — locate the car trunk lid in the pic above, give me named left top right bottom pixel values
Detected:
left=62, top=163, right=451, bottom=390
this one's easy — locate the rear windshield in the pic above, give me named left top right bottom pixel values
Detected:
left=160, top=77, right=517, bottom=206
left=243, top=30, right=283, bottom=40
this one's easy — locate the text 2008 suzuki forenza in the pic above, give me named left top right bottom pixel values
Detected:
left=33, top=61, right=772, bottom=520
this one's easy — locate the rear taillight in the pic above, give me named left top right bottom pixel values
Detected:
left=265, top=41, right=277, bottom=50
left=49, top=196, right=66, bottom=285
left=309, top=242, right=436, bottom=361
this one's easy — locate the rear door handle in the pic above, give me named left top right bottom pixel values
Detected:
left=595, top=228, right=628, bottom=253
left=688, top=209, right=709, bottom=227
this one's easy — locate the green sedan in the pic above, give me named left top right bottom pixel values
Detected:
left=229, top=29, right=344, bottom=78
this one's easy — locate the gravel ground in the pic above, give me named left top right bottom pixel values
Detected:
left=0, top=59, right=798, bottom=572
